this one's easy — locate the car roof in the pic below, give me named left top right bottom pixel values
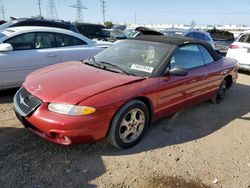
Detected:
left=3, top=26, right=73, bottom=33
left=75, top=23, right=105, bottom=27
left=14, top=18, right=73, bottom=25
left=0, top=26, right=95, bottom=45
left=133, top=35, right=221, bottom=60
left=134, top=35, right=203, bottom=45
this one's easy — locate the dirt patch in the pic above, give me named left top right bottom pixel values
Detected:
left=147, top=176, right=209, bottom=188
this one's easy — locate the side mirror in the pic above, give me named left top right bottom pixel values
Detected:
left=0, top=43, right=13, bottom=52
left=169, top=67, right=188, bottom=76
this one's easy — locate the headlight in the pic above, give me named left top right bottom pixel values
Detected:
left=48, top=103, right=96, bottom=116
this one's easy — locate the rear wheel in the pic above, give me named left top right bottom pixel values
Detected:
left=107, top=100, right=149, bottom=149
left=211, top=80, right=227, bottom=104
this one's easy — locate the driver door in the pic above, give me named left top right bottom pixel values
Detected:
left=156, top=44, right=209, bottom=119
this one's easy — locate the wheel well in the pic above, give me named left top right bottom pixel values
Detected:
left=106, top=97, right=154, bottom=138
left=224, top=75, right=233, bottom=89
left=134, top=96, right=153, bottom=122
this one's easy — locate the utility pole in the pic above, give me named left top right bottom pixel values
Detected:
left=134, top=13, right=137, bottom=25
left=38, top=0, right=42, bottom=18
left=100, top=0, right=106, bottom=24
left=47, top=0, right=58, bottom=19
left=70, top=0, right=88, bottom=23
left=0, top=5, right=5, bottom=20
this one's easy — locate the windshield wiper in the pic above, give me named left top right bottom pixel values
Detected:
left=97, top=61, right=134, bottom=76
left=83, top=57, right=105, bottom=69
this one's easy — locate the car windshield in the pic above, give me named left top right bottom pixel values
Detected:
left=0, top=21, right=14, bottom=30
left=94, top=40, right=171, bottom=77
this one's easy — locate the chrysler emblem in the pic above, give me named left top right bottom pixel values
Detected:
left=31, top=84, right=41, bottom=94
left=19, top=93, right=29, bottom=108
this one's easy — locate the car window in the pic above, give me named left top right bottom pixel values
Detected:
left=170, top=44, right=205, bottom=69
left=34, top=32, right=56, bottom=49
left=199, top=45, right=214, bottom=64
left=238, top=34, right=250, bottom=43
left=193, top=32, right=210, bottom=41
left=5, top=33, right=36, bottom=50
left=185, top=32, right=194, bottom=38
left=55, top=33, right=86, bottom=47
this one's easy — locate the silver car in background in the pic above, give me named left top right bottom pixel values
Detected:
left=0, top=26, right=111, bottom=90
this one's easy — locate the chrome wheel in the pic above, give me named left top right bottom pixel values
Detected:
left=119, top=108, right=145, bottom=144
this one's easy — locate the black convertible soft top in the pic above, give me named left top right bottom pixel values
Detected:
left=133, top=35, right=222, bottom=61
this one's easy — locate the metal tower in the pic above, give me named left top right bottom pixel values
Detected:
left=47, top=0, right=58, bottom=19
left=0, top=5, right=5, bottom=20
left=100, top=0, right=106, bottom=24
left=70, top=0, right=88, bottom=23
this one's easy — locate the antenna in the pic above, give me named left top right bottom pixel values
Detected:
left=70, top=0, right=88, bottom=23
left=47, top=0, right=58, bottom=19
left=100, top=0, right=106, bottom=24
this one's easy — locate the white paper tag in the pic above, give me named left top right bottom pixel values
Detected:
left=130, top=64, right=154, bottom=73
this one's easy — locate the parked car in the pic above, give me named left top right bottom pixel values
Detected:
left=226, top=30, right=250, bottom=71
left=0, top=18, right=79, bottom=33
left=104, top=29, right=128, bottom=40
left=76, top=23, right=110, bottom=41
left=207, top=28, right=234, bottom=55
left=0, top=26, right=111, bottom=90
left=13, top=35, right=237, bottom=149
left=162, top=29, right=215, bottom=49
left=124, top=28, right=138, bottom=38
left=0, top=20, right=6, bottom=25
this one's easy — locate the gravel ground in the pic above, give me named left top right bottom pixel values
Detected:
left=0, top=72, right=250, bottom=188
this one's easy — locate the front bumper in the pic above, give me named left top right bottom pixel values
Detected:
left=14, top=102, right=112, bottom=145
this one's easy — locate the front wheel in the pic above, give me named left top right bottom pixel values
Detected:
left=107, top=100, right=149, bottom=149
left=211, top=80, right=227, bottom=104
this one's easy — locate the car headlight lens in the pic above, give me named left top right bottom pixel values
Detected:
left=48, top=103, right=96, bottom=116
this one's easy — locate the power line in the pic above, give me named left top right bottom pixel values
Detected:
left=100, top=0, right=106, bottom=24
left=47, top=0, right=58, bottom=19
left=70, top=0, right=88, bottom=23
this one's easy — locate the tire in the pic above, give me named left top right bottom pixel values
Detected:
left=107, top=99, right=150, bottom=149
left=211, top=80, right=227, bottom=104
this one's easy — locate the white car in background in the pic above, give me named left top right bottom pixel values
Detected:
left=0, top=26, right=111, bottom=90
left=226, top=31, right=250, bottom=71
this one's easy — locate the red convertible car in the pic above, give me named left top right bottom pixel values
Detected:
left=14, top=35, right=238, bottom=149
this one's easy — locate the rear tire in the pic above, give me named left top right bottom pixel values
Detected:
left=211, top=80, right=227, bottom=104
left=107, top=99, right=149, bottom=149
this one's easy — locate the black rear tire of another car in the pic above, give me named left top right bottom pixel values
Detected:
left=107, top=99, right=149, bottom=149
left=211, top=80, right=227, bottom=104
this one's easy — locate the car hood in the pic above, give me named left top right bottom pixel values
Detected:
left=23, top=61, right=145, bottom=104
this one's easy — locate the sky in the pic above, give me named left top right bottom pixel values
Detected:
left=0, top=0, right=250, bottom=26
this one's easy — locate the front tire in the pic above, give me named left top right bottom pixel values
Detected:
left=211, top=80, right=227, bottom=104
left=107, top=99, right=149, bottom=149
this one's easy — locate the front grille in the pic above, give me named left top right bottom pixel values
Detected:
left=14, top=87, right=42, bottom=116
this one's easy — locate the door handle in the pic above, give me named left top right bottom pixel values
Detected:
left=46, top=53, right=57, bottom=57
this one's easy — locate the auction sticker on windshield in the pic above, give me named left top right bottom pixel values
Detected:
left=130, top=64, right=154, bottom=73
